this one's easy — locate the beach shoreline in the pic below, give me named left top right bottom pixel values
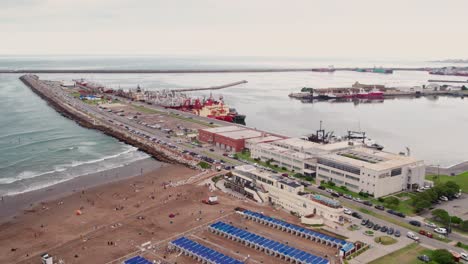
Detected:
left=0, top=157, right=164, bottom=224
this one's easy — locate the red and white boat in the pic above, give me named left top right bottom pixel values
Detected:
left=356, top=88, right=384, bottom=99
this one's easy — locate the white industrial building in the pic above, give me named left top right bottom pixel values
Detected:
left=250, top=138, right=362, bottom=176
left=314, top=147, right=425, bottom=198
left=229, top=165, right=345, bottom=225
left=249, top=137, right=425, bottom=198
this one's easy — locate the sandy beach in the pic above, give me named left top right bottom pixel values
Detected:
left=0, top=159, right=203, bottom=263
left=0, top=155, right=324, bottom=264
left=0, top=157, right=164, bottom=224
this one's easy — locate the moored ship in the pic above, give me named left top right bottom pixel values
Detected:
left=117, top=86, right=247, bottom=125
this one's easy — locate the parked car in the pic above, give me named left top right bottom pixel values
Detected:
left=439, top=196, right=449, bottom=201
left=460, top=252, right=468, bottom=261
left=417, top=255, right=431, bottom=263
left=318, top=185, right=326, bottom=190
left=363, top=201, right=373, bottom=206
left=425, top=222, right=437, bottom=228
left=361, top=219, right=369, bottom=225
left=353, top=197, right=363, bottom=203
left=344, top=209, right=352, bottom=215
left=209, top=148, right=215, bottom=152
left=387, top=209, right=395, bottom=215
left=351, top=212, right=362, bottom=219
left=395, top=212, right=406, bottom=218
left=373, top=224, right=381, bottom=231
left=331, top=192, right=340, bottom=198
left=380, top=226, right=388, bottom=232
left=375, top=205, right=385, bottom=210
left=343, top=194, right=353, bottom=199
left=394, top=230, right=401, bottom=237
left=367, top=222, right=374, bottom=229
left=434, top=227, right=448, bottom=234
left=409, top=220, right=421, bottom=227
left=419, top=230, right=433, bottom=238
left=387, top=227, right=394, bottom=235
left=407, top=231, right=420, bottom=241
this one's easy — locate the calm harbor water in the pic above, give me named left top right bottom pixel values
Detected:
left=1, top=56, right=467, bottom=195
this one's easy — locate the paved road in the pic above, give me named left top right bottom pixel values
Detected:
left=307, top=185, right=468, bottom=247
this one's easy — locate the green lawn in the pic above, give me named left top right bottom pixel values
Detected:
left=369, top=243, right=433, bottom=264
left=374, top=236, right=397, bottom=245
left=426, top=172, right=468, bottom=193
left=320, top=182, right=416, bottom=215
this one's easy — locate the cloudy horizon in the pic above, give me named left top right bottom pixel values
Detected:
left=2, top=0, right=468, bottom=60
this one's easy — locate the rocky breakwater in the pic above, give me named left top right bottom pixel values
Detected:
left=20, top=75, right=199, bottom=168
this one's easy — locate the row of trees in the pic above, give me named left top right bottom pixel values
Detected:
left=410, top=181, right=460, bottom=213
left=432, top=208, right=468, bottom=232
left=431, top=249, right=456, bottom=264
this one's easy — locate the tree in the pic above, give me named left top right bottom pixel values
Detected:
left=432, top=209, right=450, bottom=225
left=414, top=200, right=431, bottom=213
left=445, top=181, right=460, bottom=196
left=460, top=220, right=468, bottom=232
left=384, top=197, right=400, bottom=209
left=432, top=249, right=455, bottom=264
left=327, top=180, right=335, bottom=187
left=451, top=216, right=462, bottom=225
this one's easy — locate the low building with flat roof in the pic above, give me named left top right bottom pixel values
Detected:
left=315, top=147, right=425, bottom=197
left=228, top=165, right=344, bottom=224
left=251, top=143, right=313, bottom=174
left=245, top=135, right=283, bottom=150
left=251, top=138, right=362, bottom=176
left=198, top=126, right=264, bottom=152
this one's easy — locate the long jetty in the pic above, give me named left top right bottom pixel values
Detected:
left=0, top=67, right=432, bottom=74
left=428, top=79, right=468, bottom=83
left=19, top=75, right=197, bottom=167
left=170, top=80, right=247, bottom=92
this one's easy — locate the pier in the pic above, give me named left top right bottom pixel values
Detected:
left=428, top=79, right=468, bottom=83
left=170, top=80, right=247, bottom=92
left=19, top=75, right=195, bottom=166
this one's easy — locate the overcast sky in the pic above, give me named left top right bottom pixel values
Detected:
left=1, top=0, right=467, bottom=59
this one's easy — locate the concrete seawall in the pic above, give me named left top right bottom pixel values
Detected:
left=19, top=75, right=189, bottom=166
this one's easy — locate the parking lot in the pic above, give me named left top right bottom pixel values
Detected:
left=421, top=193, right=468, bottom=219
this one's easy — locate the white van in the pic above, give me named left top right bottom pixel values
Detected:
left=407, top=231, right=420, bottom=241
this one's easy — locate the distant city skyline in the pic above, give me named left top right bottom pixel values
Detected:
left=1, top=0, right=468, bottom=59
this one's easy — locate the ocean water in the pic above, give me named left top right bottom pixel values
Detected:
left=0, top=56, right=467, bottom=195
left=0, top=74, right=149, bottom=196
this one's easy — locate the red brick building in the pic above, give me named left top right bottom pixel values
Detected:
left=198, top=126, right=264, bottom=152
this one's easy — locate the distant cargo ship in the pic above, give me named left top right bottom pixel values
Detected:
left=356, top=67, right=393, bottom=74
left=289, top=86, right=384, bottom=100
left=429, top=67, right=468, bottom=77
left=311, top=65, right=335, bottom=73
left=166, top=95, right=246, bottom=124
